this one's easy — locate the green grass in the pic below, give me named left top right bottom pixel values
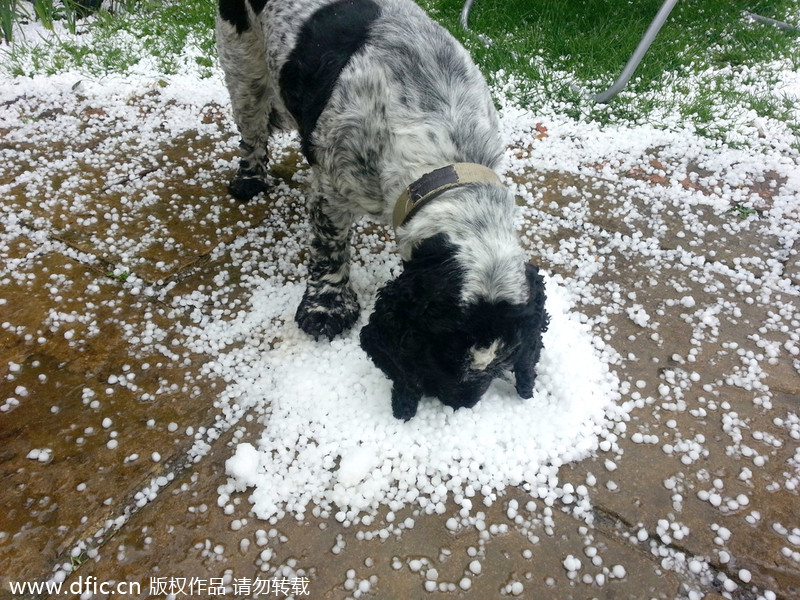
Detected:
left=2, top=1, right=216, bottom=77
left=107, top=269, right=130, bottom=282
left=728, top=202, right=761, bottom=220
left=1, top=0, right=96, bottom=42
left=1, top=0, right=24, bottom=43
left=1, top=0, right=798, bottom=144
left=425, top=0, right=799, bottom=88
left=421, top=0, right=800, bottom=142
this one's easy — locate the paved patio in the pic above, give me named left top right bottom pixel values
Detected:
left=0, top=88, right=798, bottom=600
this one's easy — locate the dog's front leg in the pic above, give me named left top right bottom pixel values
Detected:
left=295, top=195, right=359, bottom=340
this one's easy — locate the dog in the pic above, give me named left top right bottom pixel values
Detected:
left=216, top=0, right=549, bottom=420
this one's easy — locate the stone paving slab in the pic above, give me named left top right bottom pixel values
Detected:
left=0, top=93, right=290, bottom=285
left=517, top=189, right=800, bottom=598
left=1, top=90, right=799, bottom=600
left=0, top=249, right=223, bottom=590
left=75, top=412, right=681, bottom=600
left=517, top=183, right=800, bottom=598
left=513, top=168, right=789, bottom=284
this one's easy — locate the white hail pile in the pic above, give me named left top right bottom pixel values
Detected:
left=210, top=266, right=625, bottom=524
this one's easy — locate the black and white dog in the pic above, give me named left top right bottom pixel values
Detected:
left=216, top=0, right=548, bottom=420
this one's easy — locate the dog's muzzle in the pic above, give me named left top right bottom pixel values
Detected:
left=392, top=163, right=503, bottom=230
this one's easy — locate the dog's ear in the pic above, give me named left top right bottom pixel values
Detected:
left=360, top=272, right=424, bottom=420
left=513, top=263, right=549, bottom=399
left=361, top=235, right=465, bottom=420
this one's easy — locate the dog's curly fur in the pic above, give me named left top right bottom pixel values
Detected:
left=216, top=0, right=549, bottom=419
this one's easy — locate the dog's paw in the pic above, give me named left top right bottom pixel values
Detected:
left=391, top=386, right=422, bottom=421
left=295, top=287, right=359, bottom=340
left=228, top=170, right=269, bottom=202
left=515, top=380, right=534, bottom=399
left=392, top=399, right=417, bottom=421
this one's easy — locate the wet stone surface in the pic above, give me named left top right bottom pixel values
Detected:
left=0, top=250, right=223, bottom=588
left=1, top=88, right=798, bottom=600
left=0, top=93, right=287, bottom=285
left=75, top=415, right=682, bottom=600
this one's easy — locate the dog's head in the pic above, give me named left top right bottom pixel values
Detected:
left=360, top=235, right=548, bottom=420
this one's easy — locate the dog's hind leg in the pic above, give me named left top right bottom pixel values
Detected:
left=295, top=194, right=360, bottom=340
left=216, top=0, right=272, bottom=201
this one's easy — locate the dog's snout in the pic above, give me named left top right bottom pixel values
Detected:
left=438, top=377, right=493, bottom=410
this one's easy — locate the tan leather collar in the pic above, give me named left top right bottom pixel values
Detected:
left=392, top=163, right=502, bottom=230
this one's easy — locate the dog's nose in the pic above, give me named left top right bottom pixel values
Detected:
left=439, top=378, right=492, bottom=410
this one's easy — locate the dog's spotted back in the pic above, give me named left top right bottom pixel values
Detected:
left=279, top=0, right=381, bottom=163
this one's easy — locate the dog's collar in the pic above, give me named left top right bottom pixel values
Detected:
left=392, top=163, right=502, bottom=230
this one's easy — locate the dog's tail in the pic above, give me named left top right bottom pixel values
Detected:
left=217, top=0, right=267, bottom=38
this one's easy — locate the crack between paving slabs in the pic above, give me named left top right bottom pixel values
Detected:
left=56, top=401, right=265, bottom=589
left=2, top=217, right=270, bottom=586
left=589, top=500, right=794, bottom=599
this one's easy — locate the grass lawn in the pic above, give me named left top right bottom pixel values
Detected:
left=429, top=0, right=800, bottom=139
left=1, top=0, right=799, bottom=145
